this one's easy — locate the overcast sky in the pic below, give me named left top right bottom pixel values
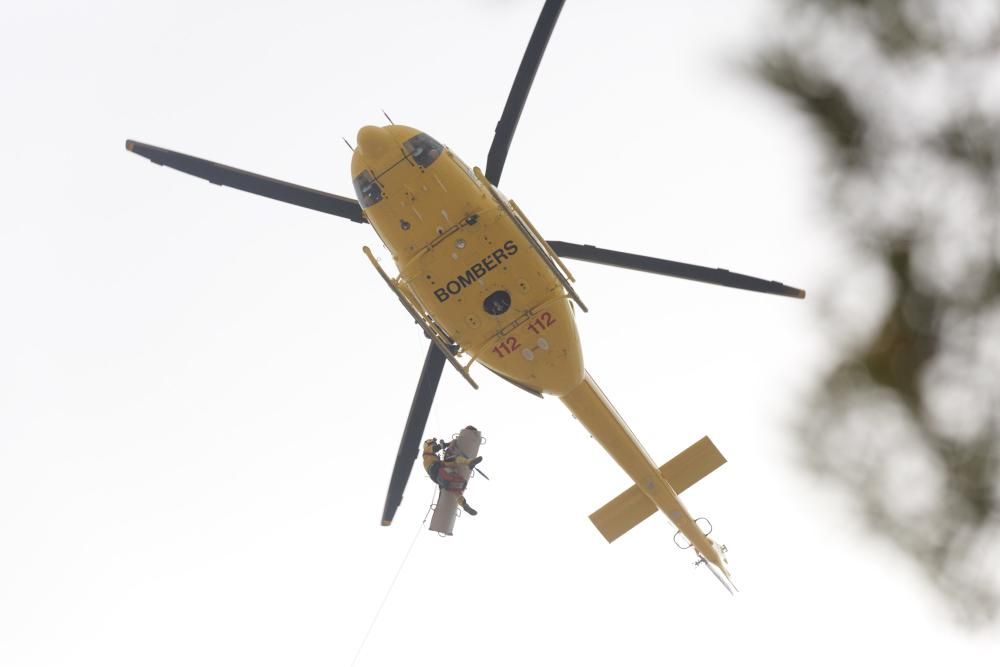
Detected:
left=2, top=1, right=998, bottom=665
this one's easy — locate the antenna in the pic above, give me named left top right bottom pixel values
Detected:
left=381, top=109, right=395, bottom=125
left=342, top=137, right=355, bottom=152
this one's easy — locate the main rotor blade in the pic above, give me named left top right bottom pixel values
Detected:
left=547, top=241, right=806, bottom=299
left=126, top=140, right=365, bottom=223
left=484, top=0, right=565, bottom=186
left=381, top=342, right=447, bottom=526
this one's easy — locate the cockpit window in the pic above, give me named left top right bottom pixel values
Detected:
left=403, top=133, right=443, bottom=168
left=352, top=170, right=383, bottom=208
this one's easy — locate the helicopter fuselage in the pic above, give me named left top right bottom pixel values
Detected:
left=352, top=124, right=584, bottom=396
left=352, top=124, right=730, bottom=576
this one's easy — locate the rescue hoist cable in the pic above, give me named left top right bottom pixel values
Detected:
left=349, top=490, right=436, bottom=667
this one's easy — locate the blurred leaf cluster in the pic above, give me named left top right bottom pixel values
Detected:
left=755, top=0, right=1000, bottom=625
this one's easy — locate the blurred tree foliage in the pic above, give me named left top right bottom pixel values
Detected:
left=755, top=0, right=1000, bottom=625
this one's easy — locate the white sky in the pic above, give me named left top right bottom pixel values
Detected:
left=2, top=1, right=997, bottom=665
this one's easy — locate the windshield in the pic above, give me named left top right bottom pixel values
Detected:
left=403, top=133, right=443, bottom=168
left=352, top=170, right=383, bottom=208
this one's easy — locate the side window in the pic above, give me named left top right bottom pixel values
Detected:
left=352, top=170, right=383, bottom=208
left=403, top=133, right=443, bottom=168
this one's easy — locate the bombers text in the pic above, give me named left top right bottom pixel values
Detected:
left=434, top=240, right=519, bottom=302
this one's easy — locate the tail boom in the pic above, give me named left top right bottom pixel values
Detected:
left=561, top=373, right=728, bottom=572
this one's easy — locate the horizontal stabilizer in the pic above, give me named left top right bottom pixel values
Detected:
left=589, top=436, right=726, bottom=543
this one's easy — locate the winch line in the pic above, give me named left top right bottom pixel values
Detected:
left=349, top=490, right=436, bottom=666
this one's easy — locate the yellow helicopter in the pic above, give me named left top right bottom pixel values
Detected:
left=125, top=0, right=803, bottom=593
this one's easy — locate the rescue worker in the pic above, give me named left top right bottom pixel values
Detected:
left=422, top=437, right=482, bottom=516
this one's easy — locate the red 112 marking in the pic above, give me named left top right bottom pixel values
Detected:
left=493, top=336, right=520, bottom=358
left=526, top=311, right=557, bottom=335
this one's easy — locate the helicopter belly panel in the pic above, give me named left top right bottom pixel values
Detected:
left=475, top=297, right=584, bottom=396
left=398, top=207, right=584, bottom=396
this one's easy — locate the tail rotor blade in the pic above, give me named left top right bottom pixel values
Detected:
left=703, top=559, right=738, bottom=596
left=547, top=241, right=806, bottom=299
left=485, top=0, right=565, bottom=186
left=381, top=343, right=447, bottom=526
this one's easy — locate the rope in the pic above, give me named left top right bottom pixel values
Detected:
left=348, top=490, right=436, bottom=667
